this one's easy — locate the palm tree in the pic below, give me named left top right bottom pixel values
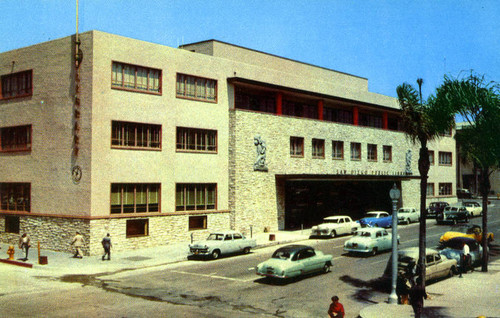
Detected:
left=396, top=79, right=454, bottom=315
left=434, top=73, right=500, bottom=271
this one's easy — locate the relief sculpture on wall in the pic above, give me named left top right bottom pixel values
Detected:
left=253, top=135, right=268, bottom=172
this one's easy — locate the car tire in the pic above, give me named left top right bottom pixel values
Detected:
left=211, top=249, right=221, bottom=260
left=374, top=223, right=379, bottom=227
left=243, top=247, right=251, bottom=254
left=405, top=219, right=410, bottom=225
left=371, top=247, right=378, bottom=256
left=330, top=230, right=337, bottom=238
left=351, top=227, right=358, bottom=234
left=323, top=263, right=331, bottom=273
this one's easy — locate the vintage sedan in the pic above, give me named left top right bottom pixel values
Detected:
left=437, top=237, right=483, bottom=270
left=436, top=206, right=469, bottom=225
left=462, top=201, right=482, bottom=217
left=384, top=247, right=458, bottom=282
left=189, top=231, right=256, bottom=259
left=256, top=245, right=332, bottom=280
left=358, top=211, right=392, bottom=228
left=440, top=224, right=494, bottom=245
left=344, top=228, right=399, bottom=256
left=310, top=215, right=358, bottom=238
left=426, top=201, right=449, bottom=218
left=397, top=207, right=420, bottom=225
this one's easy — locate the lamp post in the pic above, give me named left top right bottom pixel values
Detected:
left=388, top=183, right=401, bottom=304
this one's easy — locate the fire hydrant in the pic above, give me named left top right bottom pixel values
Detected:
left=7, top=245, right=15, bottom=260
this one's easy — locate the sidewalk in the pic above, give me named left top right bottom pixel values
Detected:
left=0, top=229, right=310, bottom=276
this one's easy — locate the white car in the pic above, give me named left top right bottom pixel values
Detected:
left=397, top=207, right=420, bottom=225
left=344, top=228, right=398, bottom=256
left=462, top=201, right=482, bottom=217
left=189, top=231, right=257, bottom=259
left=310, top=216, right=358, bottom=238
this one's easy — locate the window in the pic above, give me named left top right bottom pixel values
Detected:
left=1, top=70, right=32, bottom=99
left=439, top=152, right=452, bottom=166
left=332, top=140, right=344, bottom=159
left=429, top=150, right=435, bottom=165
left=426, top=183, right=435, bottom=196
left=176, top=127, right=217, bottom=153
left=350, top=142, right=361, bottom=160
left=359, top=112, right=383, bottom=128
left=111, top=61, right=161, bottom=94
left=439, top=128, right=452, bottom=137
left=126, top=219, right=148, bottom=237
left=111, top=121, right=161, bottom=150
left=234, top=87, right=275, bottom=113
left=439, top=183, right=452, bottom=196
left=323, top=107, right=353, bottom=124
left=0, top=183, right=30, bottom=212
left=189, top=215, right=207, bottom=230
left=290, top=137, right=304, bottom=157
left=0, top=125, right=31, bottom=152
left=5, top=216, right=20, bottom=234
left=283, top=100, right=318, bottom=119
left=383, top=145, right=392, bottom=162
left=176, top=184, right=216, bottom=211
left=367, top=144, right=377, bottom=161
left=176, top=74, right=217, bottom=102
left=110, top=183, right=160, bottom=214
left=312, top=139, right=325, bottom=159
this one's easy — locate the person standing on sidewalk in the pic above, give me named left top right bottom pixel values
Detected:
left=409, top=276, right=427, bottom=318
left=71, top=231, right=84, bottom=258
left=18, top=233, right=31, bottom=261
left=101, top=233, right=112, bottom=261
left=327, top=295, right=345, bottom=318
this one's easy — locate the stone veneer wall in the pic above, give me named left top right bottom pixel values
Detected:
left=1, top=212, right=230, bottom=256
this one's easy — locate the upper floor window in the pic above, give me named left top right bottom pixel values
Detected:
left=176, top=127, right=217, bottom=153
left=438, top=152, right=452, bottom=166
left=350, top=142, right=361, bottom=161
left=426, top=183, right=435, bottom=196
left=312, top=139, right=325, bottom=159
left=438, top=183, right=452, bottom=196
left=0, top=183, right=30, bottom=212
left=176, top=73, right=217, bottom=102
left=234, top=87, right=275, bottom=113
left=176, top=183, right=216, bottom=211
left=383, top=145, right=392, bottom=162
left=290, top=137, right=304, bottom=157
left=429, top=150, right=435, bottom=165
left=1, top=70, right=32, bottom=100
left=332, top=140, right=344, bottom=159
left=323, top=107, right=353, bottom=124
left=359, top=112, right=383, bottom=129
left=283, top=100, right=317, bottom=119
left=367, top=144, right=377, bottom=161
left=111, top=183, right=160, bottom=214
left=111, top=121, right=161, bottom=150
left=111, top=61, right=161, bottom=94
left=0, top=125, right=31, bottom=152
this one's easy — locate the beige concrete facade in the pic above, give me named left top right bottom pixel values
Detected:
left=0, top=31, right=456, bottom=255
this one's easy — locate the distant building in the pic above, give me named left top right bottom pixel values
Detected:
left=0, top=31, right=457, bottom=255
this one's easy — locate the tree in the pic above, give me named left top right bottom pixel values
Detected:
left=434, top=73, right=500, bottom=271
left=396, top=79, right=454, bottom=316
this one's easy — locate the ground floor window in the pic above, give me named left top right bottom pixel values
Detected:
left=189, top=215, right=207, bottom=230
left=176, top=184, right=216, bottom=211
left=111, top=183, right=160, bottom=214
left=367, top=144, right=377, bottom=161
left=439, top=183, right=452, bottom=196
left=126, top=219, right=149, bottom=237
left=5, top=215, right=20, bottom=233
left=383, top=145, right=392, bottom=162
left=0, top=183, right=30, bottom=212
left=350, top=142, right=361, bottom=160
left=290, top=137, right=304, bottom=157
left=332, top=140, right=344, bottom=159
left=426, top=183, right=435, bottom=196
left=312, top=139, right=325, bottom=159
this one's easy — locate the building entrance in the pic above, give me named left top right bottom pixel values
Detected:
left=284, top=180, right=396, bottom=230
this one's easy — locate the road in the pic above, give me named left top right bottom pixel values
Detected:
left=1, top=204, right=499, bottom=318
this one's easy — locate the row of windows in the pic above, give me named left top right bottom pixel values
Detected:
left=426, top=182, right=453, bottom=196
left=290, top=137, right=393, bottom=162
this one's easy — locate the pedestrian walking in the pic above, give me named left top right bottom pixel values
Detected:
left=409, top=276, right=427, bottom=318
left=327, top=295, right=345, bottom=318
left=71, top=231, right=84, bottom=258
left=101, top=233, right=112, bottom=261
left=18, top=233, right=31, bottom=261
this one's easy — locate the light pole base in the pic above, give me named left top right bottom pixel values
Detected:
left=388, top=291, right=398, bottom=304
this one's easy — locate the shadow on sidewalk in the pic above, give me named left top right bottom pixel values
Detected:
left=339, top=275, right=390, bottom=303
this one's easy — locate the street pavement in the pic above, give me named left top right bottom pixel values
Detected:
left=2, top=219, right=500, bottom=317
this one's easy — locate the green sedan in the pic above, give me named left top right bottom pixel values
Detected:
left=256, top=245, right=333, bottom=280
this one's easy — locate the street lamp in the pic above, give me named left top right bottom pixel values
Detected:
left=388, top=183, right=401, bottom=304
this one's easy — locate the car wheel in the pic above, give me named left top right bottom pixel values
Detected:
left=374, top=223, right=379, bottom=227
left=330, top=230, right=337, bottom=238
left=211, top=249, right=220, bottom=260
left=351, top=227, right=358, bottom=234
left=243, top=247, right=251, bottom=254
left=371, top=247, right=378, bottom=256
left=405, top=219, right=410, bottom=225
left=323, top=263, right=331, bottom=273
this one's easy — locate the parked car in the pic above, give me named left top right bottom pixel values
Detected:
left=358, top=211, right=392, bottom=228
left=462, top=201, right=482, bottom=217
left=343, top=228, right=399, bottom=256
left=397, top=207, right=420, bottom=225
left=383, top=247, right=458, bottom=282
left=440, top=224, right=494, bottom=245
left=426, top=201, right=449, bottom=218
left=188, top=231, right=257, bottom=259
left=457, top=188, right=473, bottom=199
left=256, top=245, right=332, bottom=280
left=310, top=215, right=358, bottom=238
left=436, top=206, right=469, bottom=225
left=437, top=237, right=483, bottom=271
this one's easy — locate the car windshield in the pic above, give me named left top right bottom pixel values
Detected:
left=207, top=234, right=224, bottom=240
left=272, top=250, right=291, bottom=260
left=355, top=231, right=372, bottom=237
left=325, top=219, right=339, bottom=223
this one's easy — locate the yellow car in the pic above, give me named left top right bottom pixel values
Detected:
left=440, top=224, right=494, bottom=244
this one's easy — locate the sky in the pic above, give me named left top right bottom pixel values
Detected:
left=1, top=1, right=498, bottom=108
